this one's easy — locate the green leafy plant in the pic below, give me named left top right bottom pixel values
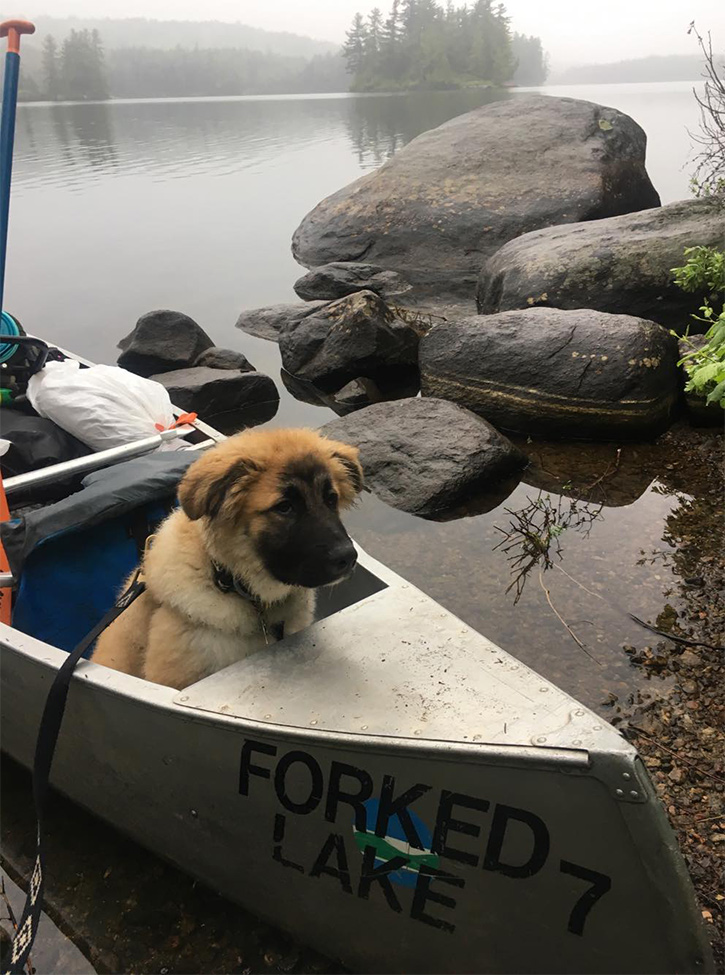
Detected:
left=672, top=246, right=725, bottom=409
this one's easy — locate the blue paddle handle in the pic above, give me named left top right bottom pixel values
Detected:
left=0, top=49, right=20, bottom=313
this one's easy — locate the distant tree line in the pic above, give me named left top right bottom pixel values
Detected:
left=39, top=29, right=110, bottom=100
left=342, top=0, right=547, bottom=91
left=20, top=32, right=347, bottom=100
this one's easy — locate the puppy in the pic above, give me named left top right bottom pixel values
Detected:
left=93, top=428, right=364, bottom=689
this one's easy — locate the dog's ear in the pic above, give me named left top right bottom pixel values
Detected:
left=327, top=440, right=364, bottom=508
left=178, top=448, right=260, bottom=521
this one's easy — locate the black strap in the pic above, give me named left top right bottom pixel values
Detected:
left=2, top=574, right=146, bottom=975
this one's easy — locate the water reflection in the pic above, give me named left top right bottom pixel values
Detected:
left=494, top=492, right=604, bottom=604
left=344, top=88, right=506, bottom=168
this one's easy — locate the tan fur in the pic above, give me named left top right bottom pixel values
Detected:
left=93, top=428, right=363, bottom=690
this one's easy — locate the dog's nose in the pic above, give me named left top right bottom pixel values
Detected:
left=328, top=540, right=357, bottom=576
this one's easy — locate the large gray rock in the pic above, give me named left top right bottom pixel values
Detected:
left=419, top=308, right=680, bottom=440
left=195, top=347, right=255, bottom=372
left=235, top=301, right=328, bottom=342
left=293, top=96, right=660, bottom=301
left=118, top=309, right=214, bottom=377
left=294, top=262, right=411, bottom=301
left=278, top=290, right=419, bottom=393
left=322, top=397, right=527, bottom=518
left=477, top=197, right=725, bottom=330
left=151, top=367, right=278, bottom=420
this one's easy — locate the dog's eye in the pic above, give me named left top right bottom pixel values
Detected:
left=274, top=499, right=294, bottom=515
left=325, top=491, right=338, bottom=509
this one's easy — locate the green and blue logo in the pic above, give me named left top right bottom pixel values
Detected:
left=353, top=798, right=439, bottom=888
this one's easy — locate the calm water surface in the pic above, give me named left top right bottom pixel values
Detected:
left=5, top=82, right=707, bottom=706
left=2, top=80, right=714, bottom=973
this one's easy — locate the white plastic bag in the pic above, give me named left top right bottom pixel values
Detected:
left=27, top=360, right=180, bottom=451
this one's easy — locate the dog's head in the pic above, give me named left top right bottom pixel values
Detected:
left=178, top=428, right=364, bottom=592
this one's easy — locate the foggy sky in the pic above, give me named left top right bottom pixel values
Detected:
left=26, top=0, right=725, bottom=69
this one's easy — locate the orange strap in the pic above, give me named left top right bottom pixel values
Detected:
left=0, top=468, right=11, bottom=624
left=155, top=412, right=198, bottom=432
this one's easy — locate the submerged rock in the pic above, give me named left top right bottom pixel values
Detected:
left=293, top=95, right=660, bottom=301
left=419, top=308, right=680, bottom=440
left=322, top=397, right=527, bottom=518
left=151, top=367, right=279, bottom=421
left=293, top=262, right=411, bottom=301
left=234, top=301, right=328, bottom=342
left=278, top=290, right=419, bottom=393
left=195, top=347, right=255, bottom=372
left=118, top=309, right=214, bottom=377
left=477, top=197, right=725, bottom=330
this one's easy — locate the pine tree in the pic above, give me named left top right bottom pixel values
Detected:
left=42, top=35, right=60, bottom=100
left=59, top=29, right=111, bottom=100
left=342, top=13, right=369, bottom=76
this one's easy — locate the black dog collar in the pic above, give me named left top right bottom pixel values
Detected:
left=211, top=560, right=284, bottom=644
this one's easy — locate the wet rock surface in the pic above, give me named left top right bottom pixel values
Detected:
left=477, top=198, right=725, bottom=330
left=293, top=262, right=411, bottom=301
left=195, top=347, right=255, bottom=372
left=235, top=302, right=329, bottom=342
left=118, top=309, right=214, bottom=377
left=420, top=307, right=680, bottom=440
left=279, top=291, right=419, bottom=394
left=292, top=96, right=660, bottom=301
left=322, top=396, right=527, bottom=517
left=151, top=367, right=279, bottom=421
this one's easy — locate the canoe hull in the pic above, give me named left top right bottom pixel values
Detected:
left=0, top=628, right=712, bottom=974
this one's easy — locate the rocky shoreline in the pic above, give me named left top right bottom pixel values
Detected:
left=95, top=93, right=723, bottom=970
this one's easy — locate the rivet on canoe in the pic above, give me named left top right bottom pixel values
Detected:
left=630, top=791, right=639, bottom=799
left=539, top=687, right=549, bottom=693
left=536, top=736, right=547, bottom=743
left=616, top=789, right=624, bottom=796
left=574, top=709, right=585, bottom=716
left=623, top=772, right=631, bottom=780
left=310, top=719, right=318, bottom=725
left=179, top=695, right=189, bottom=702
left=190, top=809, right=198, bottom=818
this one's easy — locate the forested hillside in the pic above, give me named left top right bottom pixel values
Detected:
left=551, top=54, right=711, bottom=85
left=342, top=0, right=547, bottom=90
left=15, top=16, right=337, bottom=57
left=15, top=26, right=346, bottom=100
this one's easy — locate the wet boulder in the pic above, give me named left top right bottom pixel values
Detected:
left=195, top=347, right=255, bottom=372
left=234, top=301, right=328, bottom=342
left=293, top=262, right=411, bottom=301
left=118, top=309, right=214, bottom=377
left=419, top=308, right=680, bottom=440
left=151, top=367, right=278, bottom=421
left=477, top=197, right=725, bottom=330
left=322, top=397, right=527, bottom=518
left=278, top=290, right=419, bottom=394
left=293, top=95, right=660, bottom=301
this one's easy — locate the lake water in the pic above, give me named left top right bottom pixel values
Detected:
left=5, top=82, right=708, bottom=707
left=1, top=81, right=717, bottom=973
